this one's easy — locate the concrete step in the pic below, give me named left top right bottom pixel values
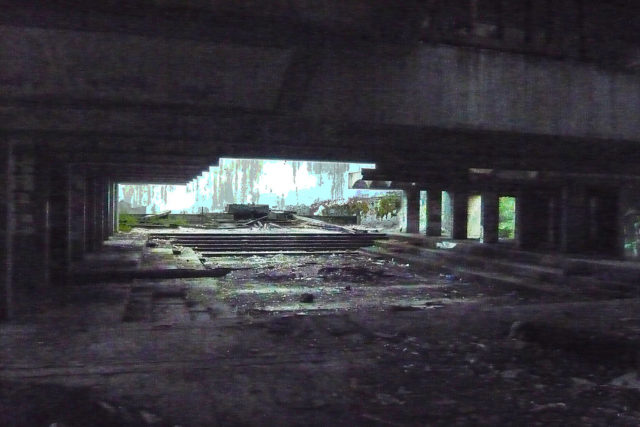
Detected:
left=386, top=233, right=563, bottom=267
left=154, top=232, right=386, bottom=255
left=377, top=240, right=564, bottom=283
left=361, top=247, right=567, bottom=296
left=201, top=250, right=356, bottom=257
left=149, top=232, right=387, bottom=239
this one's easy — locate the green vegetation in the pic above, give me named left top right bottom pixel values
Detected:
left=498, top=196, right=516, bottom=239
left=375, top=193, right=402, bottom=220
left=318, top=198, right=371, bottom=217
left=144, top=215, right=189, bottom=228
left=118, top=213, right=188, bottom=232
left=345, top=199, right=370, bottom=217
left=118, top=213, right=139, bottom=232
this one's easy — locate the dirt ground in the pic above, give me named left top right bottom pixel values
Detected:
left=2, top=232, right=640, bottom=426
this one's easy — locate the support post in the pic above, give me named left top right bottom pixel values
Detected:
left=560, top=184, right=588, bottom=253
left=68, top=165, right=86, bottom=261
left=481, top=191, right=499, bottom=244
left=451, top=190, right=468, bottom=240
left=1, top=140, right=13, bottom=320
left=405, top=188, right=420, bottom=234
left=426, top=189, right=442, bottom=236
left=94, top=177, right=105, bottom=245
left=49, top=163, right=70, bottom=284
left=104, top=179, right=112, bottom=238
left=85, top=175, right=97, bottom=252
left=113, top=182, right=120, bottom=234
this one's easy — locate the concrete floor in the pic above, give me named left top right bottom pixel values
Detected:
left=2, top=230, right=640, bottom=426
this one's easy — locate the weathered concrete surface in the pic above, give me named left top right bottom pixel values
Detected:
left=3, top=232, right=640, bottom=425
left=2, top=25, right=640, bottom=144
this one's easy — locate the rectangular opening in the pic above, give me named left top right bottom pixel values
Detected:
left=499, top=196, right=516, bottom=240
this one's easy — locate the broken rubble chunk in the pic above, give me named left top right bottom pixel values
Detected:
left=530, top=402, right=567, bottom=412
left=610, top=371, right=640, bottom=390
left=139, top=410, right=163, bottom=425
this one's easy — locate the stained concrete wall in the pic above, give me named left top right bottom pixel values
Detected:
left=2, top=25, right=640, bottom=144
left=301, top=44, right=640, bottom=141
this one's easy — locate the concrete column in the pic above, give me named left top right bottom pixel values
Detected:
left=11, top=141, right=46, bottom=292
left=404, top=188, right=420, bottom=234
left=94, top=177, right=105, bottom=245
left=451, top=191, right=468, bottom=240
left=104, top=180, right=112, bottom=237
left=1, top=140, right=14, bottom=320
left=85, top=175, right=97, bottom=252
left=68, top=165, right=87, bottom=261
left=48, top=163, right=70, bottom=284
left=560, top=184, right=588, bottom=253
left=113, top=182, right=119, bottom=233
left=34, top=152, right=51, bottom=289
left=104, top=179, right=112, bottom=238
left=481, top=191, right=499, bottom=244
left=426, top=189, right=442, bottom=236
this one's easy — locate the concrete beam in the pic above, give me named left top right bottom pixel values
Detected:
left=2, top=24, right=639, bottom=144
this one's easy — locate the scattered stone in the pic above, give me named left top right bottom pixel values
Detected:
left=571, top=377, right=597, bottom=390
left=96, top=400, right=117, bottom=415
left=300, top=293, right=315, bottom=303
left=610, top=371, right=640, bottom=390
left=375, top=393, right=405, bottom=406
left=172, top=247, right=182, bottom=255
left=140, top=409, right=163, bottom=425
left=501, top=369, right=522, bottom=380
left=146, top=240, right=158, bottom=248
left=345, top=285, right=352, bottom=291
left=373, top=331, right=400, bottom=340
left=530, top=402, right=567, bottom=412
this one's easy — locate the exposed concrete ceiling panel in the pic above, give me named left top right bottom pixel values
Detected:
left=0, top=26, right=293, bottom=111
left=301, top=44, right=640, bottom=142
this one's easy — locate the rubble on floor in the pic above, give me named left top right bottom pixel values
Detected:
left=4, top=231, right=640, bottom=426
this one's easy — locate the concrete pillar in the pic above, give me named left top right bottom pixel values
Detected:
left=104, top=179, right=112, bottom=238
left=34, top=152, right=51, bottom=289
left=113, top=182, right=119, bottom=233
left=11, top=141, right=46, bottom=293
left=104, top=180, right=112, bottom=238
left=451, top=191, right=468, bottom=240
left=426, top=189, right=442, bottom=236
left=93, top=177, right=105, bottom=245
left=48, top=162, right=70, bottom=284
left=1, top=140, right=14, bottom=320
left=481, top=191, right=499, bottom=244
left=68, top=165, right=86, bottom=261
left=560, top=184, right=588, bottom=253
left=404, top=188, right=420, bottom=234
left=85, top=175, right=97, bottom=252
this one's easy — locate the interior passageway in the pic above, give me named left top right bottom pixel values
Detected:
left=4, top=1, right=640, bottom=425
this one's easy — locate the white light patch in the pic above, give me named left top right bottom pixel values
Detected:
left=258, top=161, right=317, bottom=194
left=165, top=186, right=194, bottom=211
